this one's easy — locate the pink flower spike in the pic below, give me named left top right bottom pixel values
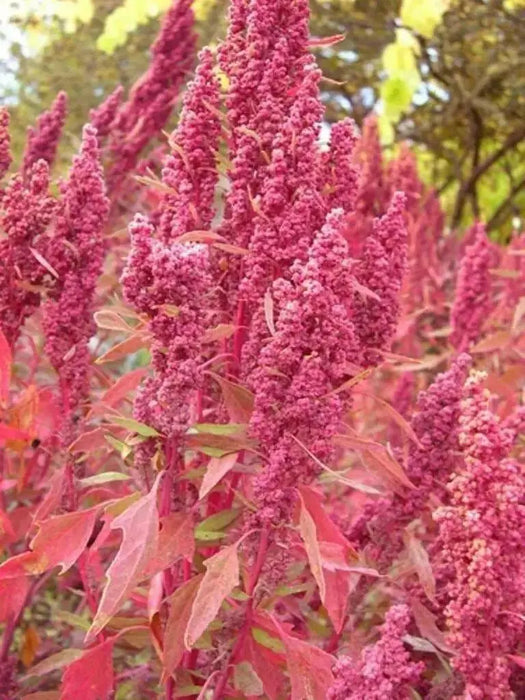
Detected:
left=22, top=91, right=67, bottom=177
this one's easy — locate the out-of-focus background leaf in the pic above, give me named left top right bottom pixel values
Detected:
left=1, top=0, right=524, bottom=236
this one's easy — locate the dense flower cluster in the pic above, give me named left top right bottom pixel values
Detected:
left=352, top=191, right=408, bottom=366
left=434, top=372, right=525, bottom=698
left=248, top=209, right=360, bottom=523
left=0, top=107, right=12, bottom=180
left=22, top=91, right=67, bottom=177
left=105, top=0, right=196, bottom=191
left=121, top=49, right=220, bottom=480
left=328, top=605, right=424, bottom=700
left=1, top=0, right=523, bottom=698
left=450, top=223, right=498, bottom=351
left=89, top=86, right=124, bottom=141
left=0, top=160, right=57, bottom=345
left=348, top=354, right=471, bottom=563
left=122, top=216, right=211, bottom=452
left=43, top=124, right=109, bottom=439
left=158, top=47, right=221, bottom=241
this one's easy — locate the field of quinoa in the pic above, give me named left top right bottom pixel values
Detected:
left=0, top=0, right=524, bottom=698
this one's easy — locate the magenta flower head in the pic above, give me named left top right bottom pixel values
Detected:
left=0, top=107, right=12, bottom=180
left=89, top=86, right=124, bottom=141
left=248, top=208, right=360, bottom=524
left=106, top=0, right=196, bottom=191
left=450, top=222, right=498, bottom=351
left=0, top=160, right=57, bottom=345
left=43, top=124, right=109, bottom=440
left=120, top=48, right=220, bottom=481
left=434, top=372, right=525, bottom=699
left=352, top=191, right=408, bottom=367
left=158, top=47, right=221, bottom=243
left=328, top=604, right=424, bottom=700
left=22, top=91, right=67, bottom=177
left=122, top=214, right=211, bottom=481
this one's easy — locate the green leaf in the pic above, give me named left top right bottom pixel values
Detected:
left=103, top=434, right=132, bottom=460
left=401, top=0, right=448, bottom=39
left=110, top=416, right=160, bottom=437
left=251, top=627, right=285, bottom=654
left=79, top=471, right=131, bottom=487
left=195, top=509, right=240, bottom=538
left=193, top=423, right=245, bottom=435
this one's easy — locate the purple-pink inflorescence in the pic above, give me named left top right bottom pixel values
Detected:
left=42, top=125, right=109, bottom=440
left=348, top=354, right=471, bottom=564
left=158, top=47, right=221, bottom=243
left=434, top=372, right=525, bottom=699
left=352, top=191, right=408, bottom=367
left=0, top=107, right=12, bottom=180
left=328, top=604, right=424, bottom=700
left=106, top=0, right=196, bottom=192
left=22, top=92, right=67, bottom=177
left=121, top=47, right=221, bottom=482
left=248, top=208, right=360, bottom=524
left=0, top=160, right=57, bottom=345
left=89, top=86, right=124, bottom=141
left=450, top=222, right=498, bottom=351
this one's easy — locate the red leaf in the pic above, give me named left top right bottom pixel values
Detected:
left=0, top=328, right=11, bottom=407
left=95, top=331, right=150, bottom=364
left=209, top=373, right=254, bottom=423
left=309, top=33, right=346, bottom=48
left=471, top=330, right=512, bottom=354
left=264, top=290, right=276, bottom=336
left=144, top=512, right=195, bottom=576
left=199, top=452, right=239, bottom=499
left=0, top=507, right=99, bottom=578
left=98, top=368, right=147, bottom=409
left=508, top=654, right=525, bottom=670
left=298, top=486, right=357, bottom=632
left=94, top=309, right=133, bottom=332
left=86, top=477, right=161, bottom=643
left=404, top=531, right=435, bottom=602
left=411, top=599, right=453, bottom=653
left=202, top=323, right=235, bottom=343
left=0, top=576, right=31, bottom=622
left=273, top=619, right=335, bottom=700
left=69, top=427, right=113, bottom=453
left=355, top=390, right=422, bottom=448
left=61, top=639, right=114, bottom=700
left=184, top=542, right=240, bottom=649
left=163, top=574, right=203, bottom=675
left=0, top=422, right=30, bottom=443
left=30, top=507, right=100, bottom=574
left=298, top=492, right=326, bottom=602
left=243, top=634, right=283, bottom=700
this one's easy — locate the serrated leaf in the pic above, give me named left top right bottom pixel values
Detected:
left=60, top=639, right=114, bottom=700
left=209, top=373, right=254, bottom=423
left=199, top=452, right=239, bottom=499
left=163, top=575, right=203, bottom=676
left=86, top=476, right=161, bottom=643
left=184, top=542, right=240, bottom=648
left=96, top=332, right=150, bottom=364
